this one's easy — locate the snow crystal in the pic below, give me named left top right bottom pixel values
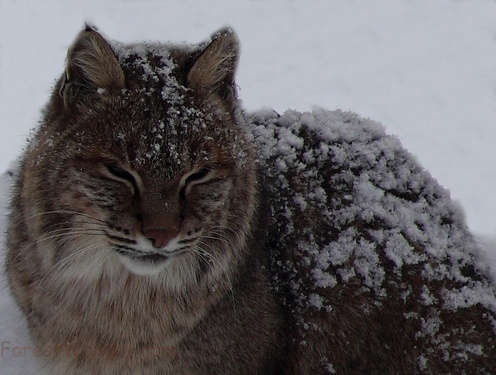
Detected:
left=420, top=315, right=441, bottom=338
left=319, top=358, right=336, bottom=374
left=312, top=268, right=337, bottom=289
left=443, top=284, right=496, bottom=312
left=420, top=285, right=438, bottom=306
left=308, top=293, right=324, bottom=310
left=418, top=355, right=428, bottom=370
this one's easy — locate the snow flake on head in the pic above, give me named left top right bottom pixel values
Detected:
left=116, top=42, right=177, bottom=88
left=94, top=38, right=250, bottom=184
left=106, top=41, right=219, bottom=174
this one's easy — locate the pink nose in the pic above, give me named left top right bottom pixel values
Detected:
left=145, top=229, right=177, bottom=248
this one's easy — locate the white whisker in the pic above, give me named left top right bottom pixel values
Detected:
left=32, top=242, right=107, bottom=304
left=25, top=209, right=107, bottom=225
left=193, top=242, right=236, bottom=317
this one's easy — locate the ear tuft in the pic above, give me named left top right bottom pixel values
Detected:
left=187, top=27, right=240, bottom=111
left=83, top=22, right=98, bottom=32
left=60, top=27, right=124, bottom=105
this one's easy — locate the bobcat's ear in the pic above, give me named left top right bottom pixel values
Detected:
left=60, top=25, right=124, bottom=106
left=187, top=28, right=239, bottom=112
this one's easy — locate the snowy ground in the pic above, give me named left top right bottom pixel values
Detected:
left=0, top=0, right=495, bottom=373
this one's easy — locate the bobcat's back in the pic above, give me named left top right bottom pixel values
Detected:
left=250, top=108, right=496, bottom=374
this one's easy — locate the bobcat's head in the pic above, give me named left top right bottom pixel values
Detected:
left=22, top=26, right=256, bottom=289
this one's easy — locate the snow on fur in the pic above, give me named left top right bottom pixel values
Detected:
left=248, top=108, right=496, bottom=368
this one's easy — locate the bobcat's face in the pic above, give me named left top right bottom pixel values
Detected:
left=60, top=98, right=248, bottom=277
left=22, top=28, right=255, bottom=285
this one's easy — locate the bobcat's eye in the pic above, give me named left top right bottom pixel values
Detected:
left=107, top=165, right=134, bottom=181
left=180, top=168, right=213, bottom=198
left=184, top=168, right=211, bottom=185
left=105, top=165, right=139, bottom=196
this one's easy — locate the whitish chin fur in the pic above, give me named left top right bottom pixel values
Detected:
left=110, top=251, right=198, bottom=291
left=118, top=254, right=171, bottom=276
left=55, top=241, right=199, bottom=292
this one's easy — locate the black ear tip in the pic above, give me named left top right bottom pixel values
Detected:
left=84, top=22, right=98, bottom=32
left=219, top=26, right=235, bottom=36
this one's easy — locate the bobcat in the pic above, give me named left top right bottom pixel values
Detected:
left=6, top=25, right=496, bottom=374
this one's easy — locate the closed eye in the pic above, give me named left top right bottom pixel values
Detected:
left=105, top=165, right=139, bottom=196
left=180, top=168, right=213, bottom=199
left=107, top=165, right=134, bottom=181
left=184, top=168, right=211, bottom=185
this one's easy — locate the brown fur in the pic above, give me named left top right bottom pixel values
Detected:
left=6, top=26, right=496, bottom=374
